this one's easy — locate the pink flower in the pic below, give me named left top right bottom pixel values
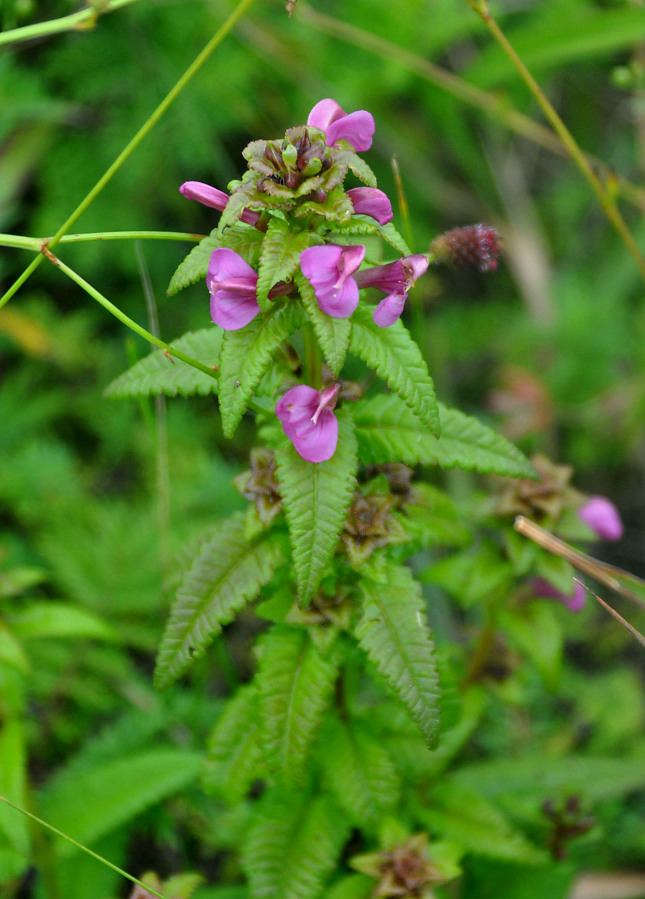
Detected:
left=207, top=248, right=260, bottom=331
left=347, top=187, right=393, bottom=225
left=354, top=255, right=429, bottom=327
left=180, top=181, right=261, bottom=227
left=578, top=496, right=623, bottom=541
left=276, top=384, right=340, bottom=463
left=307, top=99, right=375, bottom=152
left=532, top=578, right=587, bottom=612
left=300, top=244, right=365, bottom=318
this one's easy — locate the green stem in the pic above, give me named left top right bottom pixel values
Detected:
left=0, top=0, right=142, bottom=47
left=297, top=2, right=645, bottom=212
left=465, top=0, right=645, bottom=283
left=50, top=253, right=218, bottom=381
left=0, top=231, right=204, bottom=251
left=0, top=795, right=168, bottom=899
left=302, top=321, right=322, bottom=388
left=0, top=0, right=257, bottom=311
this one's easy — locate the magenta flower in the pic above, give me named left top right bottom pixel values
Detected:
left=532, top=578, right=587, bottom=612
left=354, top=254, right=429, bottom=327
left=300, top=244, right=365, bottom=318
left=347, top=187, right=393, bottom=225
left=180, top=181, right=261, bottom=228
left=307, top=99, right=375, bottom=152
left=276, top=384, right=340, bottom=463
left=578, top=496, right=623, bottom=541
left=207, top=248, right=260, bottom=331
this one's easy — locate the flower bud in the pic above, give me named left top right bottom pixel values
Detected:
left=430, top=224, right=501, bottom=272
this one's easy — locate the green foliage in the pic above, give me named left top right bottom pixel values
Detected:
left=256, top=626, right=341, bottom=788
left=275, top=409, right=357, bottom=606
left=154, top=517, right=288, bottom=690
left=350, top=307, right=440, bottom=436
left=317, top=714, right=401, bottom=828
left=218, top=303, right=305, bottom=438
left=104, top=328, right=221, bottom=398
left=202, top=684, right=263, bottom=804
left=242, top=788, right=350, bottom=899
left=356, top=560, right=441, bottom=748
left=167, top=231, right=221, bottom=296
left=256, top=218, right=316, bottom=310
left=353, top=394, right=536, bottom=477
left=296, top=270, right=351, bottom=375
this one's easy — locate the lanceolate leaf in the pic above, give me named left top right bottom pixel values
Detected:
left=243, top=787, right=350, bottom=899
left=350, top=307, right=440, bottom=436
left=39, top=749, right=203, bottom=856
left=218, top=303, right=305, bottom=438
left=275, top=409, right=357, bottom=606
left=256, top=627, right=340, bottom=787
left=296, top=270, right=350, bottom=375
left=104, top=328, right=221, bottom=399
left=330, top=218, right=411, bottom=256
left=355, top=560, right=441, bottom=748
left=256, top=218, right=316, bottom=311
left=154, top=516, right=288, bottom=690
left=203, top=684, right=264, bottom=804
left=317, top=714, right=401, bottom=827
left=167, top=230, right=220, bottom=296
left=334, top=147, right=377, bottom=187
left=352, top=395, right=537, bottom=479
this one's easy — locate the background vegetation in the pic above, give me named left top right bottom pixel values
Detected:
left=1, top=0, right=645, bottom=897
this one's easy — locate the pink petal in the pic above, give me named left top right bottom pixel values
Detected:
left=300, top=245, right=365, bottom=319
left=373, top=292, right=407, bottom=327
left=326, top=110, right=374, bottom=152
left=578, top=496, right=623, bottom=541
left=207, top=247, right=257, bottom=285
left=294, top=410, right=338, bottom=463
left=207, top=248, right=259, bottom=331
left=180, top=181, right=229, bottom=211
left=347, top=187, right=393, bottom=225
left=307, top=98, right=346, bottom=131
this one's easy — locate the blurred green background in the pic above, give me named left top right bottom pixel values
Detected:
left=1, top=0, right=645, bottom=896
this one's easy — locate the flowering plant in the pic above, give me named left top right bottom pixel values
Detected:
left=103, top=100, right=625, bottom=896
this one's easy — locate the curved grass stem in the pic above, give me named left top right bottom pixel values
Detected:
left=0, top=0, right=257, bottom=311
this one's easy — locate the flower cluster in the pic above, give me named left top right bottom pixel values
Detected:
left=180, top=99, right=497, bottom=462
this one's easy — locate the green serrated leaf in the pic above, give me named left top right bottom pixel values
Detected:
left=417, top=783, right=548, bottom=864
left=39, top=749, right=203, bottom=856
left=350, top=307, right=440, bottom=436
left=318, top=714, right=400, bottom=827
left=256, top=627, right=340, bottom=787
left=294, top=187, right=354, bottom=222
left=296, top=270, right=350, bottom=375
left=203, top=684, right=264, bottom=804
left=256, top=219, right=316, bottom=311
left=331, top=218, right=411, bottom=256
left=334, top=147, right=377, bottom=188
left=104, top=328, right=221, bottom=399
left=353, top=395, right=536, bottom=478
left=275, top=409, right=357, bottom=606
left=167, top=230, right=220, bottom=296
left=243, top=788, right=350, bottom=899
left=218, top=303, right=305, bottom=438
left=356, top=560, right=441, bottom=748
left=154, top=517, right=288, bottom=690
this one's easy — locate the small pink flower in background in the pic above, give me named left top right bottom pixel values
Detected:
left=300, top=244, right=365, bottom=318
left=430, top=224, right=501, bottom=272
left=532, top=578, right=587, bottom=612
left=207, top=248, right=260, bottom=331
left=578, top=496, right=623, bottom=541
left=180, top=181, right=261, bottom=227
left=355, top=254, right=429, bottom=327
left=307, top=98, right=375, bottom=152
left=347, top=187, right=393, bottom=225
left=276, top=383, right=340, bottom=463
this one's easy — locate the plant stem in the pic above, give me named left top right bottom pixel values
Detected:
left=465, top=0, right=645, bottom=283
left=48, top=252, right=218, bottom=380
left=0, top=0, right=257, bottom=311
left=0, top=232, right=204, bottom=251
left=0, top=795, right=168, bottom=899
left=297, top=2, right=645, bottom=212
left=0, top=0, right=142, bottom=47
